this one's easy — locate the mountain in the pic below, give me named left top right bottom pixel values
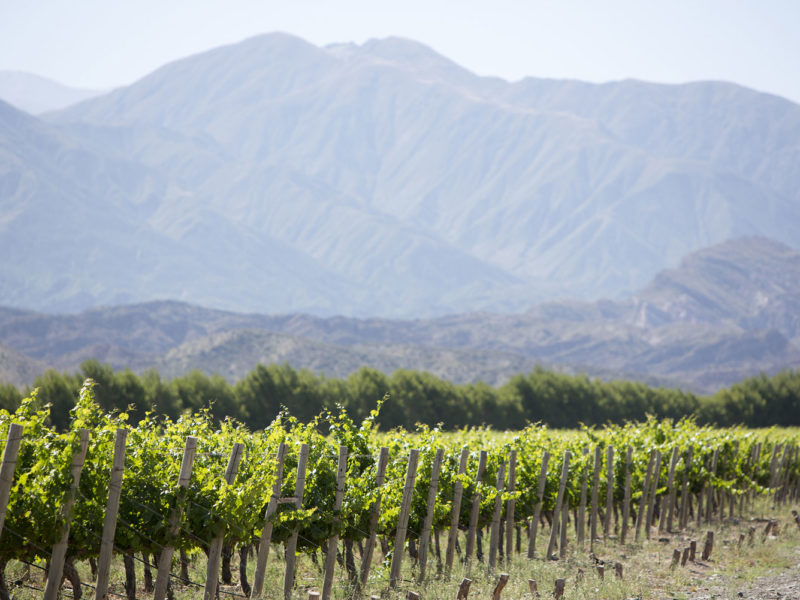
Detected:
left=2, top=237, right=799, bottom=392
left=1, top=33, right=797, bottom=317
left=0, top=71, right=102, bottom=114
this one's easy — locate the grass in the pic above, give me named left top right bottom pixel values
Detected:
left=4, top=498, right=798, bottom=599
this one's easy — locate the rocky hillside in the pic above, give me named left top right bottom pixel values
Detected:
left=2, top=34, right=799, bottom=317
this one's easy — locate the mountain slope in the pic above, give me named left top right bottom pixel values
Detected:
left=15, top=32, right=796, bottom=316
left=2, top=238, right=799, bottom=392
left=0, top=71, right=101, bottom=114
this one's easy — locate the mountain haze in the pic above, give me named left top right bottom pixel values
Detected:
left=0, top=71, right=102, bottom=114
left=2, top=33, right=800, bottom=317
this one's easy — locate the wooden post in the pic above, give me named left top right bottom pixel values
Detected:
left=689, top=539, right=696, bottom=561
left=445, top=447, right=469, bottom=576
left=553, top=578, right=565, bottom=600
left=0, top=423, right=23, bottom=541
left=546, top=451, right=571, bottom=560
left=204, top=443, right=244, bottom=600
left=322, top=446, right=348, bottom=600
left=528, top=579, right=538, bottom=597
left=94, top=428, right=128, bottom=600
left=604, top=446, right=614, bottom=538
left=390, top=449, right=420, bottom=587
left=456, top=577, right=472, bottom=600
left=359, top=447, right=389, bottom=592
left=418, top=448, right=444, bottom=583
left=464, top=450, right=487, bottom=574
left=43, top=429, right=90, bottom=600
left=577, top=447, right=589, bottom=547
left=634, top=449, right=655, bottom=542
left=504, top=450, right=517, bottom=561
left=558, top=500, right=568, bottom=559
left=663, top=447, right=680, bottom=533
left=406, top=592, right=420, bottom=600
left=701, top=531, right=713, bottom=561
left=589, top=446, right=601, bottom=550
left=488, top=462, right=505, bottom=572
left=705, top=449, right=718, bottom=524
left=645, top=450, right=662, bottom=538
left=596, top=564, right=604, bottom=580
left=681, top=547, right=690, bottom=566
left=153, top=436, right=197, bottom=600
left=527, top=451, right=550, bottom=558
left=492, top=573, right=509, bottom=600
left=614, top=561, right=623, bottom=579
left=620, top=446, right=632, bottom=544
left=679, top=446, right=693, bottom=529
left=670, top=548, right=681, bottom=568
left=308, top=592, right=320, bottom=600
left=284, top=443, right=310, bottom=600
left=251, top=442, right=288, bottom=599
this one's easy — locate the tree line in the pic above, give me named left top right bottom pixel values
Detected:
left=1, top=360, right=798, bottom=430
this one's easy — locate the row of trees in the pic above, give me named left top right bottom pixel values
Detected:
left=1, top=359, right=799, bottom=430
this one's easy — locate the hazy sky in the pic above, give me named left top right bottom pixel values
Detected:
left=2, top=0, right=799, bottom=103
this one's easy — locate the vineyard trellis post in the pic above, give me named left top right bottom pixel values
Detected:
left=418, top=448, right=444, bottom=583
left=251, top=442, right=288, bottom=599
left=504, top=450, right=517, bottom=562
left=620, top=446, right=632, bottom=544
left=445, top=447, right=469, bottom=576
left=704, top=449, right=718, bottom=524
left=527, top=450, right=549, bottom=558
left=390, top=448, right=420, bottom=588
left=634, top=449, right=655, bottom=542
left=359, top=447, right=389, bottom=595
left=43, top=428, right=90, bottom=600
left=589, top=446, right=601, bottom=550
left=153, top=435, right=198, bottom=600
left=488, top=461, right=505, bottom=572
left=662, top=447, right=679, bottom=533
left=94, top=428, right=128, bottom=600
left=464, top=450, right=487, bottom=575
left=679, top=446, right=693, bottom=529
left=0, top=422, right=23, bottom=542
left=322, top=445, right=348, bottom=600
left=546, top=451, right=571, bottom=560
left=283, top=443, right=310, bottom=600
left=644, top=449, right=662, bottom=538
left=577, top=447, right=589, bottom=547
left=604, top=446, right=614, bottom=538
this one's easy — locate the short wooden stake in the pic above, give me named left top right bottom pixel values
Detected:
left=546, top=451, right=571, bottom=560
left=445, top=447, right=470, bottom=575
left=689, top=539, right=696, bottom=561
left=492, top=573, right=509, bottom=600
left=614, top=561, right=623, bottom=579
left=620, top=446, right=632, bottom=544
left=527, top=451, right=550, bottom=558
left=737, top=533, right=745, bottom=549
left=456, top=577, right=472, bottom=600
left=680, top=547, right=690, bottom=566
left=558, top=500, right=569, bottom=559
left=283, top=443, right=310, bottom=600
left=43, top=429, right=90, bottom=600
left=390, top=449, right=420, bottom=587
left=701, top=531, right=713, bottom=561
left=635, top=449, right=655, bottom=542
left=308, top=592, right=320, bottom=600
left=0, top=423, right=23, bottom=541
left=94, top=428, right=128, bottom=600
left=322, top=446, right=348, bottom=600
left=251, top=442, right=288, bottom=599
left=153, top=436, right=197, bottom=600
left=576, top=568, right=584, bottom=584
left=671, top=548, right=681, bottom=569
left=596, top=564, right=604, bottom=580
left=406, top=592, right=420, bottom=600
left=748, top=525, right=755, bottom=545
left=528, top=579, right=538, bottom=597
left=359, top=447, right=389, bottom=593
left=553, top=578, right=565, bottom=600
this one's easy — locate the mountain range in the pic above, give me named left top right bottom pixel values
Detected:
left=2, top=33, right=800, bottom=317
left=1, top=237, right=798, bottom=392
left=0, top=71, right=102, bottom=114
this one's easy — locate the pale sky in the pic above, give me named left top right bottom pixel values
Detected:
left=1, top=0, right=799, bottom=103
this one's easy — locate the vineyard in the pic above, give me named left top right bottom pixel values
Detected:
left=0, top=380, right=798, bottom=600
